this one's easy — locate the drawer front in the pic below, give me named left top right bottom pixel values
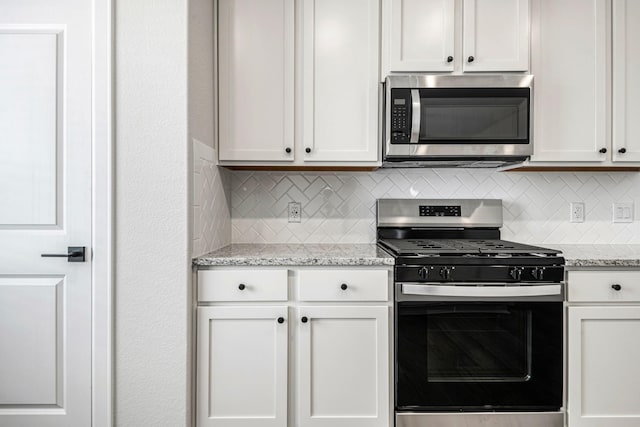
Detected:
left=198, top=269, right=288, bottom=302
left=568, top=271, right=640, bottom=303
left=298, top=269, right=389, bottom=302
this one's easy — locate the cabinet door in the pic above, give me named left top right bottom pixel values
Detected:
left=218, top=0, right=294, bottom=162
left=613, top=0, right=640, bottom=162
left=197, top=306, right=288, bottom=427
left=568, top=306, right=640, bottom=427
left=530, top=0, right=609, bottom=162
left=297, top=306, right=389, bottom=427
left=301, top=0, right=380, bottom=163
left=462, top=0, right=529, bottom=72
left=386, top=0, right=455, bottom=73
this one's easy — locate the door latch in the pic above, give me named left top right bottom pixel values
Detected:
left=41, top=246, right=86, bottom=262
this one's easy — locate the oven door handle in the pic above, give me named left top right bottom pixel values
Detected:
left=401, top=283, right=562, bottom=298
left=410, top=89, right=421, bottom=143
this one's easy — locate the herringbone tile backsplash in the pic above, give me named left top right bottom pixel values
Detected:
left=230, top=169, right=640, bottom=244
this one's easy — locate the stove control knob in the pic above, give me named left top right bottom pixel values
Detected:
left=531, top=267, right=546, bottom=280
left=440, top=267, right=452, bottom=280
left=509, top=267, right=523, bottom=281
left=418, top=267, right=429, bottom=280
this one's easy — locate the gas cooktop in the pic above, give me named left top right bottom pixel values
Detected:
left=378, top=238, right=561, bottom=257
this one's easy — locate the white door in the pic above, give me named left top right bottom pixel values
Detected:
left=0, top=1, right=92, bottom=426
left=385, top=0, right=455, bottom=73
left=612, top=0, right=640, bottom=162
left=217, top=0, right=295, bottom=162
left=301, top=0, right=380, bottom=163
left=197, top=306, right=289, bottom=427
left=297, top=306, right=389, bottom=427
left=567, top=306, right=640, bottom=427
left=530, top=0, right=608, bottom=162
left=462, top=0, right=529, bottom=72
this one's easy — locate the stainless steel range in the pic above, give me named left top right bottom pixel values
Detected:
left=377, top=199, right=565, bottom=427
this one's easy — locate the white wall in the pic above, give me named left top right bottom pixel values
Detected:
left=232, top=169, right=640, bottom=244
left=115, top=0, right=190, bottom=426
left=190, top=0, right=231, bottom=257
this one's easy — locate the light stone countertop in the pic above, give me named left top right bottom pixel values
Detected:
left=194, top=243, right=640, bottom=268
left=194, top=243, right=395, bottom=267
left=542, top=244, right=640, bottom=268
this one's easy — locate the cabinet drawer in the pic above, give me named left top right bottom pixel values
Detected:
left=298, top=269, right=388, bottom=302
left=568, top=271, right=640, bottom=302
left=198, top=269, right=288, bottom=302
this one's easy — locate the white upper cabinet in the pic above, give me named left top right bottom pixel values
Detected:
left=385, top=0, right=456, bottom=73
left=383, top=0, right=529, bottom=74
left=529, top=0, right=609, bottom=163
left=462, top=0, right=530, bottom=72
left=218, top=0, right=294, bottom=162
left=612, top=0, right=640, bottom=162
left=301, top=0, right=380, bottom=163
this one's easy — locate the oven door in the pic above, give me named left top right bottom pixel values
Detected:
left=395, top=293, right=562, bottom=411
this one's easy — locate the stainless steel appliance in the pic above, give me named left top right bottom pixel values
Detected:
left=382, top=75, right=533, bottom=168
left=377, top=199, right=565, bottom=427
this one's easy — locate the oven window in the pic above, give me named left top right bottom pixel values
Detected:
left=418, top=88, right=529, bottom=143
left=426, top=306, right=532, bottom=382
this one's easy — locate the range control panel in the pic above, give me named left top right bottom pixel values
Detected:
left=390, top=89, right=411, bottom=143
left=419, top=205, right=462, bottom=217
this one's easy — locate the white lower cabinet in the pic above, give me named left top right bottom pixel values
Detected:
left=196, top=267, right=392, bottom=427
left=297, top=306, right=389, bottom=427
left=567, top=271, right=640, bottom=427
left=197, top=306, right=289, bottom=427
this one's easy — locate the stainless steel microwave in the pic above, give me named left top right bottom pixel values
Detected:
left=382, top=75, right=533, bottom=168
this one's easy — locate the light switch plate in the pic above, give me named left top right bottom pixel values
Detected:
left=613, top=202, right=633, bottom=223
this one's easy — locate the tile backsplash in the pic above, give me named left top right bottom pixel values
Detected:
left=231, top=169, right=640, bottom=245
left=192, top=140, right=231, bottom=256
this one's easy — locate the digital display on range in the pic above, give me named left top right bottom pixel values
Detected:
left=419, top=205, right=462, bottom=217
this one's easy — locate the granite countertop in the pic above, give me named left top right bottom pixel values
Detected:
left=194, top=243, right=640, bottom=268
left=544, top=244, right=640, bottom=267
left=194, top=244, right=395, bottom=267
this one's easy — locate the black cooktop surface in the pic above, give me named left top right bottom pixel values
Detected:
left=378, top=238, right=562, bottom=257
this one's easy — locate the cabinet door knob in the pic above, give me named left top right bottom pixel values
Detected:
left=612, top=284, right=622, bottom=291
left=301, top=316, right=308, bottom=323
left=447, top=56, right=453, bottom=63
left=285, top=147, right=292, bottom=154
left=238, top=284, right=246, bottom=290
left=618, top=148, right=627, bottom=154
left=340, top=283, right=348, bottom=290
left=468, top=56, right=475, bottom=63
left=599, top=148, right=607, bottom=154
left=305, top=147, right=311, bottom=154
left=277, top=317, right=285, bottom=324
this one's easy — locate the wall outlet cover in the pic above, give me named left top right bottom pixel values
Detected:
left=570, top=202, right=585, bottom=223
left=613, top=202, right=634, bottom=223
left=288, top=202, right=301, bottom=223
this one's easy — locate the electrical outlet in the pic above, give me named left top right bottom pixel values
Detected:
left=570, top=202, right=585, bottom=223
left=288, top=202, right=301, bottom=223
left=613, top=202, right=633, bottom=223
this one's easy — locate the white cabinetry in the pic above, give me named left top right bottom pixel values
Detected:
left=382, top=0, right=529, bottom=74
left=196, top=267, right=392, bottom=427
left=529, top=0, right=609, bottom=163
left=567, top=270, right=640, bottom=427
left=197, top=306, right=289, bottom=427
left=613, top=0, right=640, bottom=162
left=217, top=0, right=294, bottom=162
left=218, top=0, right=381, bottom=166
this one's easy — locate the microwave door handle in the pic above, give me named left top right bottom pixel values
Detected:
left=410, top=89, right=421, bottom=143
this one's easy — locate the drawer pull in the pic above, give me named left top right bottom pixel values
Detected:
left=277, top=317, right=285, bottom=324
left=340, top=283, right=348, bottom=290
left=612, top=284, right=622, bottom=291
left=238, top=284, right=246, bottom=290
left=301, top=316, right=308, bottom=323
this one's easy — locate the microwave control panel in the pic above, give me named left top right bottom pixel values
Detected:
left=390, top=89, right=411, bottom=143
